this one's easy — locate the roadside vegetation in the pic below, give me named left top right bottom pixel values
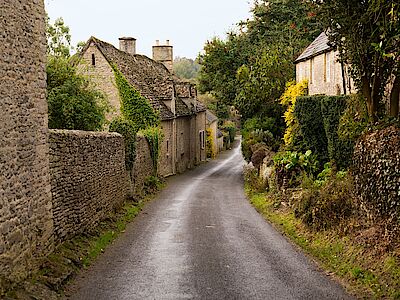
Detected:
left=198, top=0, right=399, bottom=298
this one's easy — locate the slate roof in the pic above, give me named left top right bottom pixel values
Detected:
left=206, top=110, right=218, bottom=124
left=83, top=37, right=175, bottom=120
left=295, top=32, right=332, bottom=63
left=175, top=97, right=192, bottom=117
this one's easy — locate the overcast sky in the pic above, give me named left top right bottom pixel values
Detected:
left=45, top=0, right=252, bottom=59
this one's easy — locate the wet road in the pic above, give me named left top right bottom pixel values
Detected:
left=67, top=140, right=352, bottom=300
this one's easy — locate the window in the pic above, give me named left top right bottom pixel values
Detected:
left=91, top=53, right=96, bottom=66
left=166, top=140, right=169, bottom=154
left=199, top=130, right=205, bottom=150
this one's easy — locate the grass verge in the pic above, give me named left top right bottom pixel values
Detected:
left=245, top=184, right=400, bottom=299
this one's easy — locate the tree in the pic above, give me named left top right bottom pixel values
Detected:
left=47, top=57, right=109, bottom=130
left=46, top=17, right=109, bottom=130
left=46, top=17, right=72, bottom=58
left=173, top=57, right=200, bottom=80
left=316, top=0, right=400, bottom=120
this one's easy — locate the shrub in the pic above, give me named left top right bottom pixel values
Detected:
left=320, top=95, right=353, bottom=169
left=221, top=120, right=236, bottom=143
left=143, top=176, right=163, bottom=195
left=273, top=150, right=319, bottom=189
left=109, top=117, right=138, bottom=170
left=280, top=80, right=308, bottom=147
left=47, top=56, right=109, bottom=130
left=206, top=128, right=216, bottom=159
left=244, top=165, right=268, bottom=192
left=294, top=95, right=329, bottom=165
left=294, top=174, right=355, bottom=230
left=141, top=126, right=164, bottom=175
left=352, top=125, right=400, bottom=222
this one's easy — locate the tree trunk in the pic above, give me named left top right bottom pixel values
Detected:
left=361, top=75, right=376, bottom=122
left=389, top=75, right=400, bottom=117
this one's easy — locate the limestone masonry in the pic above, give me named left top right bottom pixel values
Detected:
left=0, top=0, right=54, bottom=290
left=49, top=130, right=130, bottom=244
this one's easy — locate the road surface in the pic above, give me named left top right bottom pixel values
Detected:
left=66, top=140, right=352, bottom=300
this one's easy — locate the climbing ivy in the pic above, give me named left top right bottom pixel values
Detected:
left=141, top=126, right=164, bottom=175
left=109, top=64, right=161, bottom=171
left=109, top=117, right=138, bottom=170
left=112, top=64, right=159, bottom=130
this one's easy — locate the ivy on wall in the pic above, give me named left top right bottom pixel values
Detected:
left=141, top=126, right=164, bottom=175
left=112, top=64, right=159, bottom=130
left=206, top=128, right=216, bottom=159
left=109, top=64, right=161, bottom=171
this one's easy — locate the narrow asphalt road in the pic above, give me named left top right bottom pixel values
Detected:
left=66, top=140, right=352, bottom=300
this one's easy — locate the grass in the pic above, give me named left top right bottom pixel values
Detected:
left=245, top=184, right=400, bottom=299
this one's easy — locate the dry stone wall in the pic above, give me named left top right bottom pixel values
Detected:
left=0, top=0, right=53, bottom=289
left=131, top=135, right=155, bottom=195
left=48, top=130, right=130, bottom=244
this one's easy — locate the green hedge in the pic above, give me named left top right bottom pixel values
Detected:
left=320, top=96, right=354, bottom=169
left=294, top=95, right=328, bottom=165
left=295, top=95, right=352, bottom=169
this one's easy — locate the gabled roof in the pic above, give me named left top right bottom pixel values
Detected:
left=82, top=37, right=175, bottom=120
left=206, top=110, right=218, bottom=124
left=175, top=97, right=192, bottom=117
left=295, top=32, right=333, bottom=64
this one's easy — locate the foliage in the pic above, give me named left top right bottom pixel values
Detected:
left=316, top=0, right=400, bottom=120
left=206, top=128, right=216, bottom=159
left=294, top=96, right=329, bottom=165
left=244, top=165, right=268, bottom=192
left=46, top=17, right=72, bottom=58
left=294, top=175, right=355, bottom=230
left=221, top=121, right=236, bottom=143
left=320, top=96, right=354, bottom=169
left=47, top=56, right=109, bottom=131
left=143, top=175, right=164, bottom=195
left=197, top=0, right=322, bottom=122
left=142, top=126, right=164, bottom=174
left=352, top=125, right=400, bottom=223
left=338, top=94, right=369, bottom=142
left=273, top=150, right=319, bottom=189
left=109, top=117, right=138, bottom=170
left=280, top=80, right=308, bottom=146
left=112, top=65, right=159, bottom=130
left=173, top=57, right=200, bottom=80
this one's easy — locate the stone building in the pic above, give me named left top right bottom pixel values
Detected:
left=295, top=32, right=356, bottom=95
left=0, top=0, right=54, bottom=290
left=77, top=37, right=206, bottom=176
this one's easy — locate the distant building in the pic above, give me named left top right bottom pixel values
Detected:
left=77, top=36, right=206, bottom=176
left=295, top=32, right=356, bottom=96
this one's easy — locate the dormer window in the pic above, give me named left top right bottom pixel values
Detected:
left=91, top=53, right=96, bottom=66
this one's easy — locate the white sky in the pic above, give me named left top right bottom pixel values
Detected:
left=45, top=0, right=252, bottom=59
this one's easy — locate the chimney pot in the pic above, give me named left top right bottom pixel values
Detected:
left=156, top=40, right=160, bottom=46
left=166, top=40, right=170, bottom=46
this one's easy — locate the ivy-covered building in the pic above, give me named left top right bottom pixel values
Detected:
left=77, top=36, right=207, bottom=176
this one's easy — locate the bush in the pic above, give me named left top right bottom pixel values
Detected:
left=141, top=126, right=164, bottom=174
left=47, top=56, right=109, bottom=130
left=206, top=128, right=216, bottom=159
left=221, top=121, right=236, bottom=143
left=244, top=165, right=268, bottom=192
left=294, top=95, right=329, bottom=165
left=352, top=125, right=400, bottom=222
left=273, top=150, right=319, bottom=189
left=109, top=117, right=138, bottom=170
left=320, top=95, right=353, bottom=169
left=294, top=175, right=355, bottom=230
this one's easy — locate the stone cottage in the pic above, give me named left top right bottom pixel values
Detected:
left=295, top=31, right=356, bottom=95
left=77, top=37, right=206, bottom=176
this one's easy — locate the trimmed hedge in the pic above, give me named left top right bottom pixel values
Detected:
left=352, top=125, right=400, bottom=221
left=320, top=96, right=354, bottom=169
left=294, top=95, right=352, bottom=169
left=294, top=95, right=328, bottom=165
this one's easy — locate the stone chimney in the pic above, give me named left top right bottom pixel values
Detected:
left=152, top=39, right=173, bottom=73
left=119, top=37, right=136, bottom=55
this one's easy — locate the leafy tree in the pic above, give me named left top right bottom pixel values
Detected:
left=47, top=57, right=109, bottom=130
left=46, top=17, right=72, bottom=58
left=173, top=57, right=200, bottom=80
left=316, top=0, right=400, bottom=120
left=46, top=17, right=109, bottom=130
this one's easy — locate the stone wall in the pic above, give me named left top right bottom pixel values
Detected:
left=196, top=111, right=207, bottom=163
left=48, top=130, right=129, bottom=244
left=131, top=135, right=155, bottom=195
left=160, top=120, right=175, bottom=176
left=0, top=0, right=54, bottom=289
left=176, top=116, right=192, bottom=173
